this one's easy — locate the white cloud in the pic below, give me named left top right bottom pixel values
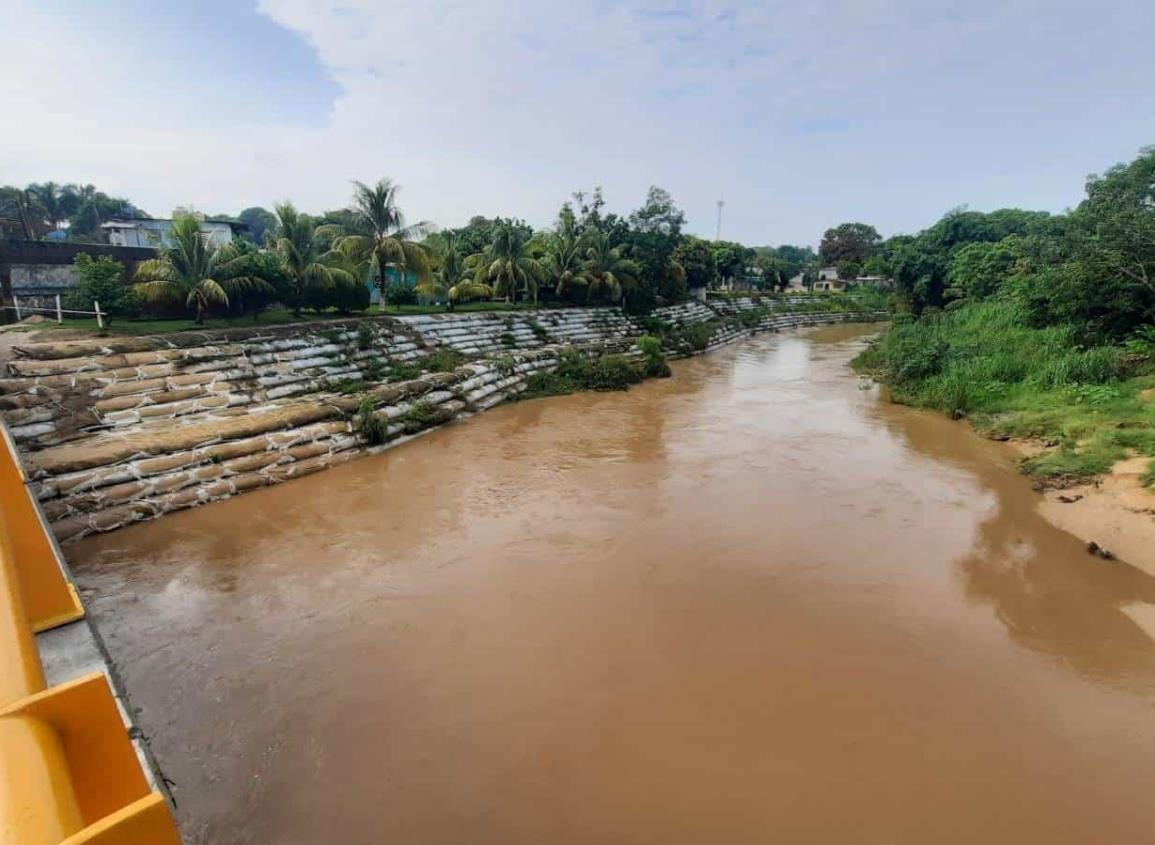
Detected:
left=2, top=0, right=1154, bottom=243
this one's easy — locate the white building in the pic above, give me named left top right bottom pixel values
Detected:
left=102, top=216, right=248, bottom=249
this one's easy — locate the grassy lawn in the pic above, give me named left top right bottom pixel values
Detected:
left=7, top=301, right=548, bottom=337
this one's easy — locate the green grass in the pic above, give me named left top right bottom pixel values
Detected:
left=17, top=300, right=552, bottom=337
left=855, top=300, right=1155, bottom=484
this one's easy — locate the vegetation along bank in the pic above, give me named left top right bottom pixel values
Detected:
left=854, top=146, right=1155, bottom=572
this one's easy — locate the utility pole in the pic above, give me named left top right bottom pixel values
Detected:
left=715, top=199, right=725, bottom=242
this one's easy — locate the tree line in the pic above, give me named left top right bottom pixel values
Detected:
left=44, top=180, right=831, bottom=323
left=812, top=146, right=1155, bottom=342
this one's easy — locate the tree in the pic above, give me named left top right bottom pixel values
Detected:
left=888, top=236, right=948, bottom=313
left=672, top=238, right=716, bottom=290
left=768, top=244, right=817, bottom=284
left=331, top=179, right=433, bottom=298
left=27, top=182, right=67, bottom=230
left=945, top=240, right=1017, bottom=301
left=271, top=203, right=356, bottom=316
left=133, top=214, right=266, bottom=323
left=238, top=207, right=278, bottom=243
left=862, top=254, right=891, bottom=278
left=468, top=224, right=546, bottom=304
left=446, top=215, right=534, bottom=258
left=819, top=222, right=881, bottom=265
left=623, top=186, right=686, bottom=311
left=711, top=240, right=754, bottom=286
left=543, top=203, right=590, bottom=302
left=836, top=259, right=863, bottom=281
left=422, top=230, right=492, bottom=308
left=580, top=231, right=638, bottom=303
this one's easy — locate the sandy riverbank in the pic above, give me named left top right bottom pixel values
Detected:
left=1006, top=443, right=1155, bottom=580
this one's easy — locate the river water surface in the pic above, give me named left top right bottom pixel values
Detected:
left=71, top=325, right=1155, bottom=844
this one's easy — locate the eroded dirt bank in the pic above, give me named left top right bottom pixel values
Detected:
left=70, top=325, right=1155, bottom=845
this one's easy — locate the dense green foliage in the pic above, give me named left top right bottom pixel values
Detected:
left=858, top=147, right=1155, bottom=484
left=856, top=301, right=1153, bottom=483
left=0, top=181, right=146, bottom=241
left=65, top=253, right=139, bottom=318
left=520, top=349, right=645, bottom=399
left=133, top=215, right=268, bottom=324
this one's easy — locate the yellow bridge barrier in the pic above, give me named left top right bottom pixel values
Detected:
left=0, top=425, right=180, bottom=845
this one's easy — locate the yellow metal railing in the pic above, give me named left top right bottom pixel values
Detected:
left=0, top=425, right=180, bottom=845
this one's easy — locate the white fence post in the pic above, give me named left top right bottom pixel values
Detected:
left=54, top=294, right=62, bottom=324
left=13, top=296, right=21, bottom=322
left=94, top=301, right=104, bottom=330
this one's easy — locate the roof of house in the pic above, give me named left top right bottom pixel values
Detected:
left=101, top=216, right=250, bottom=232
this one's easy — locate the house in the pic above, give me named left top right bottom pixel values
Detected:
left=102, top=216, right=248, bottom=249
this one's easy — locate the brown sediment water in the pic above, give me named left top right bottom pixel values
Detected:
left=70, top=325, right=1155, bottom=845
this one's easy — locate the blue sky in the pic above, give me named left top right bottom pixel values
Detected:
left=2, top=0, right=1153, bottom=246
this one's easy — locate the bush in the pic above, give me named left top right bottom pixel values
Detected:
left=303, top=280, right=370, bottom=314
left=357, top=395, right=388, bottom=445
left=383, top=282, right=418, bottom=306
left=66, top=253, right=139, bottom=318
left=684, top=322, right=715, bottom=352
left=587, top=354, right=644, bottom=390
left=357, top=321, right=374, bottom=350
left=329, top=280, right=371, bottom=313
left=636, top=334, right=671, bottom=378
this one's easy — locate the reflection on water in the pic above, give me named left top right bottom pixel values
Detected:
left=876, top=404, right=1155, bottom=685
left=71, top=324, right=1155, bottom=845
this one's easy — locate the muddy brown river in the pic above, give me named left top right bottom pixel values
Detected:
left=71, top=325, right=1155, bottom=844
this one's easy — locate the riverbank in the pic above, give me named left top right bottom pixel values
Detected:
left=2, top=301, right=885, bottom=541
left=855, top=300, right=1155, bottom=576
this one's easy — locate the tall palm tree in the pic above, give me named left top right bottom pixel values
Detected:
left=331, top=179, right=433, bottom=299
left=134, top=214, right=266, bottom=323
left=468, top=224, right=546, bottom=305
left=544, top=205, right=589, bottom=301
left=270, top=202, right=356, bottom=316
left=581, top=231, right=638, bottom=304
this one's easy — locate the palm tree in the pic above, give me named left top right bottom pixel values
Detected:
left=543, top=205, right=589, bottom=301
left=27, top=183, right=66, bottom=230
left=420, top=231, right=492, bottom=309
left=134, top=214, right=266, bottom=323
left=331, top=179, right=433, bottom=299
left=270, top=203, right=356, bottom=316
left=581, top=231, right=638, bottom=304
left=468, top=224, right=546, bottom=304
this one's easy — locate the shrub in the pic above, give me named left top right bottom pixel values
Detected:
left=357, top=395, right=388, bottom=445
left=330, top=280, right=371, bottom=313
left=587, top=355, right=643, bottom=390
left=500, top=331, right=517, bottom=348
left=383, top=282, right=418, bottom=306
left=357, top=321, right=374, bottom=350
left=684, top=322, right=715, bottom=352
left=636, top=334, right=671, bottom=378
left=66, top=253, right=139, bottom=318
left=401, top=400, right=438, bottom=431
left=303, top=280, right=370, bottom=314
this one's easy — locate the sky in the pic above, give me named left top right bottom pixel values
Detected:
left=1, top=0, right=1153, bottom=246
